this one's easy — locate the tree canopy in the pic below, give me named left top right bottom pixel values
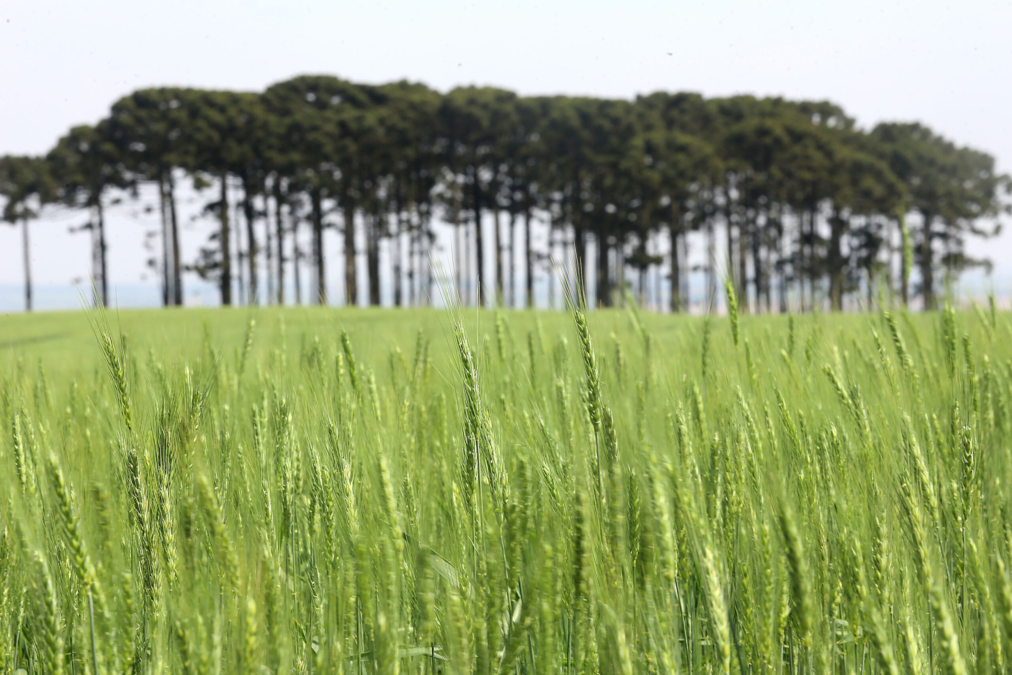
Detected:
left=2, top=76, right=1008, bottom=312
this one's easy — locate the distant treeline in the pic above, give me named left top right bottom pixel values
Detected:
left=1, top=76, right=1009, bottom=312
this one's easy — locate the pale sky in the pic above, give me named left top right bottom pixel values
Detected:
left=1, top=0, right=1010, bottom=309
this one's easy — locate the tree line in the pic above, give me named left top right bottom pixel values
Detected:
left=1, top=75, right=1008, bottom=313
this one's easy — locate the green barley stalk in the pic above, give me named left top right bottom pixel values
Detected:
left=899, top=478, right=967, bottom=675
left=197, top=473, right=240, bottom=597
left=902, top=415, right=940, bottom=520
left=624, top=286, right=652, bottom=367
left=100, top=331, right=134, bottom=434
left=160, top=481, right=179, bottom=588
left=900, top=210, right=913, bottom=305
left=243, top=595, right=259, bottom=673
left=963, top=333, right=980, bottom=418
left=573, top=305, right=603, bottom=436
left=851, top=540, right=900, bottom=675
left=611, top=332, right=625, bottom=385
left=527, top=332, right=537, bottom=391
left=700, top=542, right=731, bottom=675
left=567, top=291, right=607, bottom=505
left=342, top=329, right=361, bottom=397
left=973, top=302, right=993, bottom=338
left=883, top=311, right=916, bottom=388
left=172, top=619, right=194, bottom=675
left=0, top=528, right=8, bottom=672
left=454, top=319, right=507, bottom=515
left=898, top=576, right=927, bottom=675
left=778, top=502, right=813, bottom=650
left=968, top=535, right=1003, bottom=670
left=46, top=452, right=105, bottom=673
left=35, top=552, right=64, bottom=675
left=725, top=279, right=740, bottom=348
left=870, top=326, right=897, bottom=391
left=238, top=319, right=256, bottom=377
left=995, top=556, right=1012, bottom=653
left=942, top=303, right=958, bottom=377
left=570, top=299, right=607, bottom=501
left=262, top=546, right=282, bottom=672
left=495, top=310, right=507, bottom=364
left=745, top=338, right=758, bottom=389
left=788, top=313, right=796, bottom=356
left=367, top=368, right=382, bottom=423
left=701, top=316, right=712, bottom=381
left=10, top=412, right=31, bottom=497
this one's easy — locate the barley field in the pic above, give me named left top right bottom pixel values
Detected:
left=0, top=299, right=1010, bottom=674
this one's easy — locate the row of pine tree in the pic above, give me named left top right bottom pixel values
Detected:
left=1, top=75, right=1008, bottom=312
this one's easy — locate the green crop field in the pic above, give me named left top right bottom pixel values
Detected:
left=0, top=300, right=1010, bottom=674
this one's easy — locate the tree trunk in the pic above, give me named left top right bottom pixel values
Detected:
left=616, top=240, right=625, bottom=306
left=455, top=217, right=464, bottom=303
left=779, top=266, right=788, bottom=314
left=22, top=217, right=32, bottom=312
left=472, top=166, right=484, bottom=307
left=494, top=196, right=503, bottom=305
left=654, top=237, right=662, bottom=311
left=680, top=229, right=690, bottom=312
left=293, top=217, right=302, bottom=306
left=762, top=234, right=772, bottom=312
left=899, top=216, right=909, bottom=308
left=464, top=216, right=473, bottom=305
left=264, top=190, right=273, bottom=305
left=706, top=219, right=716, bottom=310
left=799, top=210, right=807, bottom=312
left=344, top=199, right=356, bottom=307
left=725, top=194, right=736, bottom=297
left=243, top=179, right=258, bottom=305
left=639, top=265, right=647, bottom=309
left=401, top=206, right=411, bottom=306
left=235, top=199, right=246, bottom=306
left=420, top=208, right=432, bottom=306
left=220, top=172, right=231, bottom=306
left=807, top=209, right=816, bottom=312
left=866, top=265, right=875, bottom=309
left=799, top=209, right=810, bottom=312
left=740, top=213, right=748, bottom=313
left=407, top=208, right=416, bottom=307
left=751, top=215, right=762, bottom=313
left=96, top=197, right=108, bottom=308
left=779, top=216, right=789, bottom=313
left=573, top=221, right=587, bottom=302
left=393, top=210, right=403, bottom=308
left=311, top=187, right=325, bottom=305
left=828, top=213, right=845, bottom=312
left=168, top=172, right=182, bottom=306
left=275, top=190, right=285, bottom=305
left=368, top=214, right=380, bottom=306
left=920, top=213, right=935, bottom=310
left=548, top=227, right=557, bottom=309
left=159, top=175, right=171, bottom=307
left=452, top=181, right=463, bottom=303
left=508, top=207, right=517, bottom=308
left=738, top=217, right=748, bottom=315
left=524, top=208, right=534, bottom=309
left=668, top=222, right=681, bottom=313
left=575, top=227, right=588, bottom=300
left=596, top=232, right=610, bottom=308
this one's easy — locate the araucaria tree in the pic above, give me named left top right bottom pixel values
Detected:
left=0, top=155, right=55, bottom=311
left=2, top=79, right=1008, bottom=312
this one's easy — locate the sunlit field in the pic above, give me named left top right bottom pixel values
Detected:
left=1, top=301, right=1010, bottom=674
